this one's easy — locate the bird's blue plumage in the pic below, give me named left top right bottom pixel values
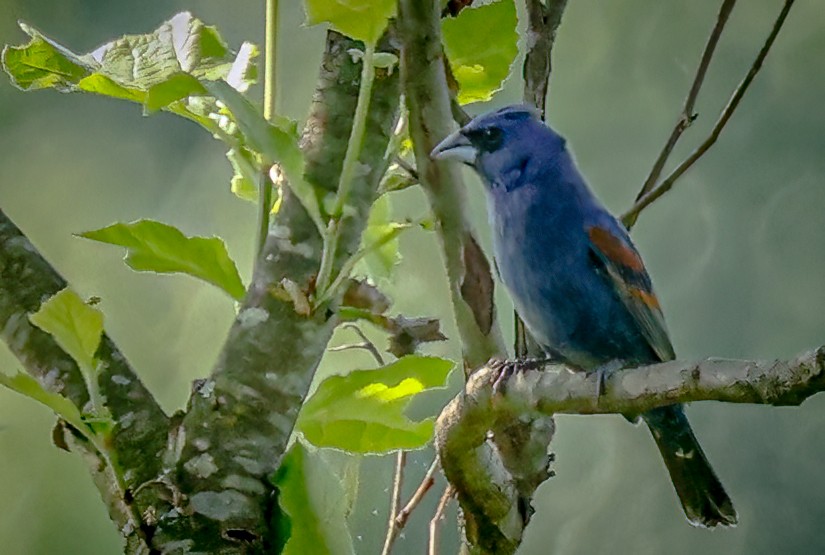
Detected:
left=431, top=105, right=736, bottom=527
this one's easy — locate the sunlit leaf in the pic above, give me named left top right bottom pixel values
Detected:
left=442, top=0, right=518, bottom=104
left=304, top=0, right=396, bottom=45
left=273, top=440, right=356, bottom=555
left=1, top=13, right=257, bottom=114
left=297, top=355, right=453, bottom=453
left=78, top=220, right=245, bottom=301
left=29, top=289, right=103, bottom=373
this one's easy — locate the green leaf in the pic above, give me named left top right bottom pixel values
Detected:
left=78, top=220, right=246, bottom=301
left=207, top=81, right=324, bottom=233
left=304, top=0, right=396, bottom=45
left=226, top=147, right=261, bottom=203
left=442, top=0, right=518, bottom=104
left=2, top=13, right=258, bottom=114
left=354, top=195, right=404, bottom=282
left=273, top=440, right=356, bottom=555
left=29, top=289, right=103, bottom=373
left=297, top=355, right=454, bottom=453
left=0, top=372, right=88, bottom=434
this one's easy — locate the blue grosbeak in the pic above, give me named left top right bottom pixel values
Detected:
left=431, top=105, right=737, bottom=527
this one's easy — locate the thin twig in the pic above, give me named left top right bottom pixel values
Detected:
left=380, top=451, right=408, bottom=555
left=329, top=324, right=385, bottom=366
left=393, top=155, right=419, bottom=181
left=428, top=486, right=455, bottom=555
left=395, top=458, right=439, bottom=529
left=622, top=0, right=795, bottom=228
left=633, top=0, right=737, bottom=207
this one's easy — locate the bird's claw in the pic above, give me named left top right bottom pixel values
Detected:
left=591, top=360, right=623, bottom=404
left=490, top=357, right=553, bottom=395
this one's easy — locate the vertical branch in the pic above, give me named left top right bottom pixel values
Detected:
left=381, top=451, right=407, bottom=555
left=158, top=31, right=400, bottom=552
left=520, top=0, right=568, bottom=358
left=522, top=0, right=568, bottom=117
left=398, top=0, right=506, bottom=370
left=428, top=486, right=455, bottom=555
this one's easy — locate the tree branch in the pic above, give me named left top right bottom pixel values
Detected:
left=153, top=31, right=400, bottom=552
left=398, top=0, right=507, bottom=371
left=633, top=0, right=737, bottom=207
left=0, top=207, right=169, bottom=551
left=522, top=0, right=568, bottom=117
left=436, top=345, right=825, bottom=554
left=622, top=0, right=795, bottom=228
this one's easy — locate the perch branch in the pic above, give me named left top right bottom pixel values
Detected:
left=436, top=346, right=825, bottom=554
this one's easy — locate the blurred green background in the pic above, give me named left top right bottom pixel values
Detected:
left=2, top=1, right=825, bottom=554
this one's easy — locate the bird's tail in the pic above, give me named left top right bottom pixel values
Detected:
left=642, top=404, right=738, bottom=528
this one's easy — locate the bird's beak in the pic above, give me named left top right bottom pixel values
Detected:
left=430, top=130, right=477, bottom=165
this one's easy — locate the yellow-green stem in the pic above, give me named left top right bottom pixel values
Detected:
left=316, top=42, right=377, bottom=297
left=258, top=0, right=279, bottom=254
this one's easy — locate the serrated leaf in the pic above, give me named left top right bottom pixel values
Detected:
left=304, top=0, right=396, bottom=45
left=442, top=0, right=518, bottom=104
left=273, top=440, right=356, bottom=555
left=2, top=12, right=257, bottom=114
left=0, top=372, right=87, bottom=434
left=297, top=355, right=454, bottom=453
left=78, top=220, right=245, bottom=301
left=29, top=289, right=103, bottom=372
left=207, top=81, right=324, bottom=233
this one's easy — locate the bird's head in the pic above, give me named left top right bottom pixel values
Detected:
left=430, top=105, right=567, bottom=190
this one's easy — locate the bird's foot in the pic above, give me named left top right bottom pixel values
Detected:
left=490, top=356, right=553, bottom=395
left=591, top=360, right=623, bottom=402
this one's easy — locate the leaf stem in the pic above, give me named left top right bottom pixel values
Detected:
left=257, top=0, right=279, bottom=254
left=332, top=42, right=376, bottom=218
left=315, top=222, right=409, bottom=308
left=316, top=42, right=377, bottom=298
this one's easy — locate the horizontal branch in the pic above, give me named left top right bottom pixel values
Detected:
left=436, top=345, right=825, bottom=554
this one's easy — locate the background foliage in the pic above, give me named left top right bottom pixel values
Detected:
left=1, top=0, right=824, bottom=553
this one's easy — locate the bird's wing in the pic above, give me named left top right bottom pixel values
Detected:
left=587, top=225, right=676, bottom=362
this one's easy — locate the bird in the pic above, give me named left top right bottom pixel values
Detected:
left=430, top=104, right=737, bottom=528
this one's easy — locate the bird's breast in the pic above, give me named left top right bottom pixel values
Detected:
left=488, top=189, right=644, bottom=368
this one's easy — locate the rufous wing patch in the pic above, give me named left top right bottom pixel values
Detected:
left=587, top=226, right=644, bottom=271
left=629, top=286, right=661, bottom=310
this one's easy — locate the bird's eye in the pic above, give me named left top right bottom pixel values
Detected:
left=468, top=127, right=503, bottom=152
